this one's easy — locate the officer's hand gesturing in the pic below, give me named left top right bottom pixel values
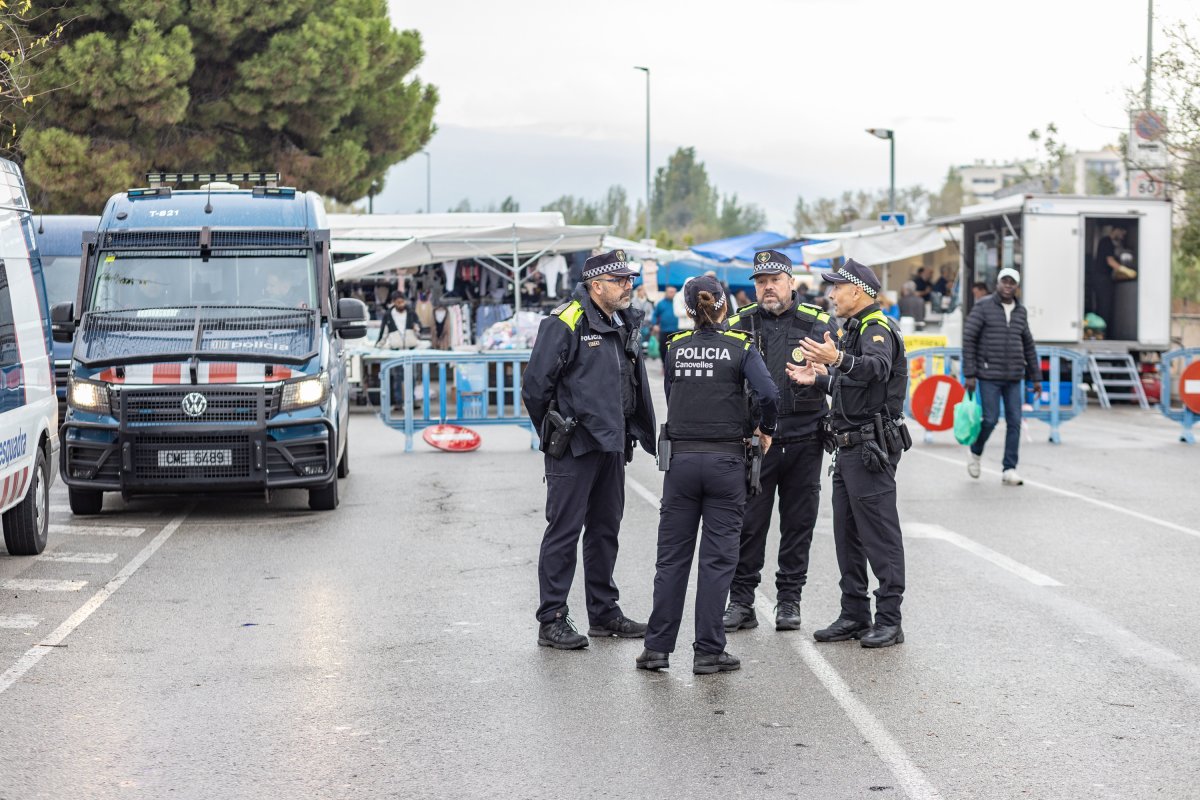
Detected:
left=785, top=360, right=818, bottom=386
left=798, top=331, right=839, bottom=365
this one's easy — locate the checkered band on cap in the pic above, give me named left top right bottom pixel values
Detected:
left=684, top=291, right=726, bottom=317
left=837, top=267, right=878, bottom=297
left=583, top=260, right=631, bottom=280
left=754, top=260, right=790, bottom=273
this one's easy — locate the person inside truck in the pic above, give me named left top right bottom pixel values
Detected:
left=1087, top=225, right=1126, bottom=330
left=259, top=263, right=308, bottom=308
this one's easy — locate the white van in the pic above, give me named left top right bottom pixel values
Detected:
left=0, top=157, right=58, bottom=554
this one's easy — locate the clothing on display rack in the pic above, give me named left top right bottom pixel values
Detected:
left=415, top=293, right=434, bottom=330
left=432, top=306, right=452, bottom=349
left=475, top=303, right=514, bottom=339
left=538, top=253, right=567, bottom=299
left=442, top=261, right=458, bottom=293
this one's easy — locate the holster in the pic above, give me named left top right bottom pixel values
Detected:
left=657, top=425, right=671, bottom=472
left=542, top=406, right=576, bottom=459
left=819, top=418, right=837, bottom=455
left=746, top=435, right=763, bottom=495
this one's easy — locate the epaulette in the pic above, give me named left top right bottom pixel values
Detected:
left=721, top=330, right=751, bottom=350
left=666, top=330, right=694, bottom=349
left=551, top=300, right=584, bottom=331
left=797, top=302, right=831, bottom=323
left=736, top=301, right=759, bottom=314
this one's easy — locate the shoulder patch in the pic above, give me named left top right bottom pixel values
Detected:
left=552, top=300, right=584, bottom=331
left=551, top=301, right=571, bottom=316
left=872, top=335, right=885, bottom=343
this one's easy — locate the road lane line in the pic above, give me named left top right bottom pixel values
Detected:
left=905, top=522, right=1063, bottom=586
left=910, top=448, right=1200, bottom=540
left=0, top=615, right=40, bottom=629
left=0, top=507, right=191, bottom=696
left=35, top=552, right=118, bottom=564
left=48, top=524, right=145, bottom=538
left=625, top=474, right=942, bottom=800
left=753, top=591, right=944, bottom=800
left=2, top=579, right=88, bottom=592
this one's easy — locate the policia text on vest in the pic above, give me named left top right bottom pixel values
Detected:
left=522, top=251, right=657, bottom=651
left=789, top=260, right=911, bottom=650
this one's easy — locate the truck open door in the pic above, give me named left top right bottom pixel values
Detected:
left=1022, top=212, right=1081, bottom=343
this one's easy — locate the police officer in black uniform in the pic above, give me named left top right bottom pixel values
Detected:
left=788, top=259, right=910, bottom=649
left=722, top=249, right=836, bottom=633
left=636, top=276, right=779, bottom=674
left=522, top=250, right=657, bottom=650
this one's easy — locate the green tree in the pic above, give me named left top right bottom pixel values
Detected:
left=499, top=195, right=519, bottom=213
left=1024, top=123, right=1074, bottom=193
left=542, top=185, right=633, bottom=236
left=792, top=186, right=931, bottom=236
left=928, top=167, right=964, bottom=217
left=652, top=147, right=719, bottom=241
left=717, top=193, right=766, bottom=237
left=12, top=1, right=437, bottom=213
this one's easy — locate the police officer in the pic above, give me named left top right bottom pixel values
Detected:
left=722, top=249, right=836, bottom=633
left=788, top=259, right=910, bottom=649
left=636, top=276, right=779, bottom=675
left=522, top=249, right=657, bottom=650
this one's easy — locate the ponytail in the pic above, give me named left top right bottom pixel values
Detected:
left=693, top=290, right=725, bottom=328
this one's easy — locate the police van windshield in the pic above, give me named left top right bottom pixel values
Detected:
left=42, top=255, right=81, bottom=306
left=88, top=253, right=316, bottom=312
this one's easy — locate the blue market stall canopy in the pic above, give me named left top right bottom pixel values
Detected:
left=688, top=231, right=831, bottom=271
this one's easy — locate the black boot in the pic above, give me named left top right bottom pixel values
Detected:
left=693, top=651, right=740, bottom=675
left=589, top=614, right=647, bottom=639
left=775, top=600, right=801, bottom=631
left=537, top=615, right=589, bottom=650
left=635, top=648, right=670, bottom=671
left=722, top=602, right=758, bottom=632
left=813, top=617, right=871, bottom=642
left=860, top=624, right=904, bottom=648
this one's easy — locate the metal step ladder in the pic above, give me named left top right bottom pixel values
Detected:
left=1087, top=352, right=1150, bottom=410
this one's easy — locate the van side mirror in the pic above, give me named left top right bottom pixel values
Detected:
left=51, top=302, right=76, bottom=343
left=333, top=297, right=369, bottom=339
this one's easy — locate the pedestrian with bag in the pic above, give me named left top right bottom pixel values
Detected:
left=962, top=267, right=1041, bottom=486
left=787, top=259, right=911, bottom=649
left=636, top=276, right=778, bottom=675
left=522, top=250, right=658, bottom=650
left=721, top=250, right=836, bottom=634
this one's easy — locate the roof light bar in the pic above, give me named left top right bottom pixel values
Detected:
left=146, top=172, right=281, bottom=188
left=127, top=187, right=172, bottom=198
left=252, top=186, right=297, bottom=197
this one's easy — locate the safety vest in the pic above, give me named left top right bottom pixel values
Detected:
left=833, top=308, right=908, bottom=425
left=665, top=328, right=751, bottom=442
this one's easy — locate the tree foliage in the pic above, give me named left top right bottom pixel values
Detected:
left=650, top=146, right=766, bottom=245
left=10, top=0, right=437, bottom=212
left=792, top=186, right=932, bottom=235
left=1023, top=123, right=1073, bottom=193
left=0, top=2, right=68, bottom=149
left=542, top=185, right=632, bottom=235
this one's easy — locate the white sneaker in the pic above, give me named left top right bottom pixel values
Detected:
left=1002, top=469, right=1024, bottom=486
left=967, top=453, right=981, bottom=479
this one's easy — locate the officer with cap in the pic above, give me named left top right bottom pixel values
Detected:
left=636, top=276, right=778, bottom=675
left=787, top=259, right=910, bottom=649
left=721, top=249, right=837, bottom=634
left=523, top=249, right=657, bottom=650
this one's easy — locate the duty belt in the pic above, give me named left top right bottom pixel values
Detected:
left=671, top=441, right=746, bottom=456
left=833, top=430, right=876, bottom=448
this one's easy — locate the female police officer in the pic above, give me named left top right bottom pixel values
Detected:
left=636, top=276, right=779, bottom=675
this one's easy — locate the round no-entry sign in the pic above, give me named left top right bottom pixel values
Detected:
left=1181, top=361, right=1200, bottom=415
left=910, top=375, right=966, bottom=431
left=423, top=424, right=482, bottom=452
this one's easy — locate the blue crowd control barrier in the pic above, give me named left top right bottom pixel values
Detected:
left=1159, top=348, right=1200, bottom=444
left=378, top=350, right=537, bottom=452
left=904, top=346, right=1086, bottom=444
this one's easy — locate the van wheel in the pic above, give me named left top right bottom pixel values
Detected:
left=69, top=487, right=104, bottom=516
left=336, top=434, right=350, bottom=478
left=3, top=449, right=50, bottom=556
left=308, top=476, right=339, bottom=511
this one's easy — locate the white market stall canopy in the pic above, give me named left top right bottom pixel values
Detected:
left=799, top=224, right=950, bottom=267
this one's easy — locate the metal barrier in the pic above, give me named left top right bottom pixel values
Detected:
left=905, top=346, right=1087, bottom=444
left=1158, top=348, right=1200, bottom=444
left=377, top=350, right=537, bottom=452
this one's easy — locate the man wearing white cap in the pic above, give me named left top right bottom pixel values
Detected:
left=962, top=268, right=1042, bottom=485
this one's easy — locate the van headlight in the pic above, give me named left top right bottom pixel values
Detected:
left=68, top=378, right=110, bottom=415
left=280, top=373, right=329, bottom=411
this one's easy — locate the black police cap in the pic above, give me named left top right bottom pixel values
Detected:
left=583, top=249, right=637, bottom=281
left=752, top=249, right=792, bottom=277
left=821, top=258, right=881, bottom=297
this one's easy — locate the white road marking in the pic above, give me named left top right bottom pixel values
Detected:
left=906, top=522, right=1063, bottom=587
left=35, top=551, right=118, bottom=564
left=48, top=524, right=145, bottom=538
left=910, top=448, right=1200, bottom=540
left=0, top=507, right=191, bottom=696
left=754, top=591, right=944, bottom=800
left=3, top=579, right=88, bottom=592
left=0, top=615, right=40, bottom=629
left=625, top=473, right=942, bottom=800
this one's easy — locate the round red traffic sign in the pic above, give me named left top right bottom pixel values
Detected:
left=1180, top=360, right=1200, bottom=415
left=422, top=424, right=482, bottom=452
left=910, top=375, right=965, bottom=431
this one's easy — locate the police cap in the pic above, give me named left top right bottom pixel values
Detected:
left=752, top=249, right=792, bottom=278
left=583, top=249, right=637, bottom=281
left=683, top=275, right=726, bottom=317
left=821, top=258, right=881, bottom=298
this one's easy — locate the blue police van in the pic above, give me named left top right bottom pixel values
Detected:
left=52, top=173, right=368, bottom=514
left=35, top=215, right=101, bottom=419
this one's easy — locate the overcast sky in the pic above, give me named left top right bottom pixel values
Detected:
left=381, top=0, right=1189, bottom=230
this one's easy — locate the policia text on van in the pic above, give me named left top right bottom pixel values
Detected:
left=52, top=173, right=368, bottom=514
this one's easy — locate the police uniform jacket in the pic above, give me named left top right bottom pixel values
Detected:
left=814, top=303, right=908, bottom=431
left=664, top=327, right=779, bottom=442
left=523, top=284, right=656, bottom=458
left=728, top=292, right=835, bottom=440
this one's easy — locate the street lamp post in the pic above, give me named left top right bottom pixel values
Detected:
left=866, top=128, right=895, bottom=216
left=634, top=66, right=651, bottom=240
left=421, top=151, right=431, bottom=214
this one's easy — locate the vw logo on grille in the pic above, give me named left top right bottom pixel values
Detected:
left=181, top=392, right=208, bottom=418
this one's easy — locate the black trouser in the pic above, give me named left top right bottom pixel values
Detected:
left=831, top=445, right=905, bottom=627
left=729, top=435, right=824, bottom=607
left=537, top=450, right=626, bottom=626
left=1087, top=269, right=1114, bottom=328
left=646, top=452, right=746, bottom=655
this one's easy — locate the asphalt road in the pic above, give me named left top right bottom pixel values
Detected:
left=1, top=373, right=1199, bottom=799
